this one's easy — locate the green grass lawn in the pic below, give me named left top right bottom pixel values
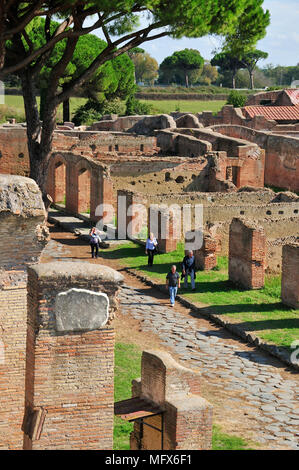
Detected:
left=114, top=342, right=255, bottom=450
left=0, top=94, right=87, bottom=122
left=101, top=242, right=299, bottom=352
left=140, top=99, right=227, bottom=115
left=0, top=93, right=226, bottom=123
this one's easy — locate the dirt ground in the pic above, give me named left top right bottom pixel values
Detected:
left=41, top=223, right=298, bottom=449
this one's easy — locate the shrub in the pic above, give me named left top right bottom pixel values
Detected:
left=73, top=97, right=126, bottom=125
left=226, top=90, right=247, bottom=108
left=126, top=95, right=152, bottom=115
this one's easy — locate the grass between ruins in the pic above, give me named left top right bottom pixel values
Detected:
left=101, top=242, right=299, bottom=353
left=114, top=342, right=255, bottom=450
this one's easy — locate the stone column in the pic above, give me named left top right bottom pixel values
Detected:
left=23, top=262, right=123, bottom=450
left=229, top=218, right=266, bottom=289
left=0, top=174, right=48, bottom=450
left=281, top=243, right=299, bottom=309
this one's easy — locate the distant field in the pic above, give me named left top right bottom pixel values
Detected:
left=1, top=94, right=87, bottom=122
left=0, top=94, right=226, bottom=122
left=142, top=99, right=227, bottom=115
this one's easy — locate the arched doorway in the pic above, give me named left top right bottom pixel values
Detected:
left=54, top=160, right=66, bottom=206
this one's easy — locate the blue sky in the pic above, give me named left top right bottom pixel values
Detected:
left=142, top=0, right=299, bottom=66
left=90, top=0, right=298, bottom=67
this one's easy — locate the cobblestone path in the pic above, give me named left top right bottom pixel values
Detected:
left=119, top=283, right=299, bottom=450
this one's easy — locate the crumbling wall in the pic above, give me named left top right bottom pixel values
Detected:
left=129, top=350, right=213, bottom=450
left=211, top=125, right=299, bottom=192
left=47, top=152, right=114, bottom=222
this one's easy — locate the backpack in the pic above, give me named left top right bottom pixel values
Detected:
left=90, top=235, right=99, bottom=244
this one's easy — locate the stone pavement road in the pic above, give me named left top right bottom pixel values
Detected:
left=42, top=235, right=299, bottom=450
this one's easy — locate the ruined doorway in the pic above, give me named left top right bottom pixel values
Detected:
left=54, top=160, right=66, bottom=206
left=77, top=167, right=91, bottom=216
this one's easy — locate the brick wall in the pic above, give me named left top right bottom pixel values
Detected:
left=211, top=125, right=299, bottom=193
left=193, top=234, right=218, bottom=271
left=0, top=128, right=29, bottom=177
left=0, top=271, right=27, bottom=449
left=148, top=206, right=178, bottom=253
left=281, top=243, right=299, bottom=308
left=24, top=262, right=123, bottom=450
left=0, top=175, right=48, bottom=449
left=130, top=350, right=213, bottom=450
left=229, top=218, right=266, bottom=289
left=117, top=190, right=148, bottom=239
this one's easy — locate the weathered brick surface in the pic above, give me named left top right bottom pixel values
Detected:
left=281, top=243, right=299, bottom=308
left=47, top=152, right=114, bottom=222
left=117, top=190, right=147, bottom=239
left=211, top=124, right=299, bottom=193
left=130, top=350, right=212, bottom=450
left=0, top=175, right=48, bottom=449
left=24, top=262, right=123, bottom=450
left=148, top=206, right=178, bottom=253
left=0, top=272, right=27, bottom=449
left=193, top=234, right=218, bottom=271
left=0, top=128, right=29, bottom=177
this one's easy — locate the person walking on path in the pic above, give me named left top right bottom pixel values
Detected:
left=166, top=265, right=181, bottom=307
left=89, top=227, right=101, bottom=259
left=182, top=250, right=196, bottom=291
left=145, top=232, right=158, bottom=267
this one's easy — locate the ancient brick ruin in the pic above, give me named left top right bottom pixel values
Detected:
left=0, top=174, right=123, bottom=449
left=281, top=243, right=299, bottom=309
left=0, top=101, right=298, bottom=276
left=24, top=262, right=122, bottom=450
left=116, top=350, right=213, bottom=450
left=0, top=93, right=298, bottom=449
left=229, top=218, right=266, bottom=290
left=0, top=173, right=215, bottom=450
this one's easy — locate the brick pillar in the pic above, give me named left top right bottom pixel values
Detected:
left=281, top=243, right=299, bottom=309
left=130, top=350, right=213, bottom=450
left=90, top=166, right=114, bottom=223
left=0, top=175, right=48, bottom=450
left=24, top=262, right=123, bottom=450
left=229, top=218, right=266, bottom=289
left=148, top=206, right=178, bottom=253
left=117, top=190, right=147, bottom=239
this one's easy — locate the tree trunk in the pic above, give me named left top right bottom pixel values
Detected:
left=62, top=84, right=70, bottom=122
left=63, top=98, right=70, bottom=123
left=185, top=73, right=189, bottom=88
left=249, top=69, right=254, bottom=90
left=20, top=70, right=57, bottom=197
left=232, top=71, right=236, bottom=89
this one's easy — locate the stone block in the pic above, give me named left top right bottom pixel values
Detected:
left=55, top=288, right=109, bottom=332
